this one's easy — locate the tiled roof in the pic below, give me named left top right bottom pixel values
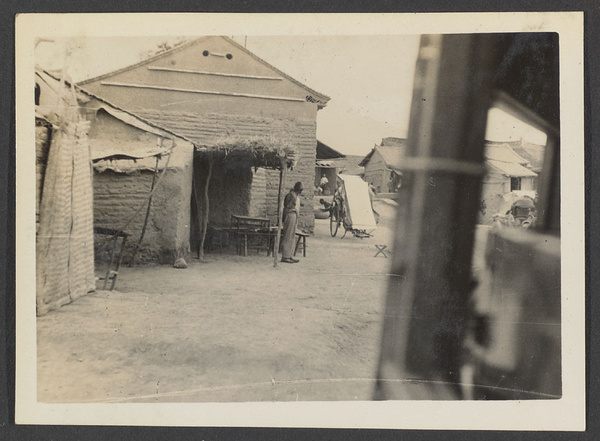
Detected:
left=485, top=143, right=529, bottom=165
left=359, top=139, right=407, bottom=169
left=487, top=159, right=537, bottom=177
left=509, top=142, right=545, bottom=171
left=334, top=155, right=365, bottom=176
left=316, top=140, right=345, bottom=159
left=316, top=160, right=336, bottom=168
left=380, top=137, right=406, bottom=147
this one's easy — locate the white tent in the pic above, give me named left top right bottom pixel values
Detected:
left=338, top=174, right=377, bottom=232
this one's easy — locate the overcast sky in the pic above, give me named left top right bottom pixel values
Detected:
left=35, top=35, right=546, bottom=156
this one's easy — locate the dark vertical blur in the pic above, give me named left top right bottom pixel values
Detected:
left=493, top=33, right=560, bottom=234
left=375, top=33, right=561, bottom=400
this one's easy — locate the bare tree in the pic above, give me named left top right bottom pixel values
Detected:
left=140, top=37, right=189, bottom=59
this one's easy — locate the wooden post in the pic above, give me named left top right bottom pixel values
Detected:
left=197, top=156, right=213, bottom=262
left=273, top=161, right=287, bottom=267
left=128, top=154, right=160, bottom=266
left=192, top=159, right=202, bottom=259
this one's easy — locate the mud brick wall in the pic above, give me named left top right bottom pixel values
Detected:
left=93, top=159, right=193, bottom=265
left=248, top=168, right=267, bottom=218
left=194, top=159, right=254, bottom=227
left=89, top=109, right=195, bottom=265
left=135, top=110, right=318, bottom=232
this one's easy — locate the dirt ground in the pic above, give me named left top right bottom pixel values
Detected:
left=37, top=199, right=400, bottom=403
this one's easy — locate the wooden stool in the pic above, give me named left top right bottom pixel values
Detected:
left=294, top=231, right=309, bottom=257
left=374, top=244, right=388, bottom=258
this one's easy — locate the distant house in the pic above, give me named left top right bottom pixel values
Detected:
left=315, top=140, right=345, bottom=195
left=359, top=137, right=407, bottom=193
left=504, top=139, right=545, bottom=189
left=78, top=36, right=330, bottom=259
left=357, top=136, right=543, bottom=223
left=480, top=142, right=540, bottom=222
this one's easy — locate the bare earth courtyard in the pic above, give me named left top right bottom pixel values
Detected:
left=37, top=200, right=398, bottom=403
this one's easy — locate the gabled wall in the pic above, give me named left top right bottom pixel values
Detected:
left=79, top=36, right=323, bottom=234
left=81, top=37, right=323, bottom=121
left=363, top=149, right=390, bottom=193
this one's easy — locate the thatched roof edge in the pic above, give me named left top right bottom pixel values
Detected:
left=195, top=136, right=297, bottom=169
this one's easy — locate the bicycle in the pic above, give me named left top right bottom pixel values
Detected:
left=329, top=196, right=344, bottom=237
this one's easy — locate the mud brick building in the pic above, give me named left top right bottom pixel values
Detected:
left=84, top=99, right=196, bottom=264
left=79, top=36, right=330, bottom=260
left=480, top=142, right=539, bottom=221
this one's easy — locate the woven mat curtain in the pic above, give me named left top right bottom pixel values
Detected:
left=36, top=118, right=95, bottom=315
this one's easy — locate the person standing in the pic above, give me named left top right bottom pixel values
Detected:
left=319, top=174, right=329, bottom=194
left=281, top=181, right=303, bottom=263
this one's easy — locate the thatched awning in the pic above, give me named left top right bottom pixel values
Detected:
left=195, top=136, right=297, bottom=170
left=191, top=135, right=296, bottom=265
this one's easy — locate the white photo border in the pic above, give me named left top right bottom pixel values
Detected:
left=15, top=12, right=585, bottom=430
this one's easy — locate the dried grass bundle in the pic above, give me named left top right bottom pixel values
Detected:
left=197, top=136, right=297, bottom=170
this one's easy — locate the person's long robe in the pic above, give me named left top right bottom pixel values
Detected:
left=281, top=190, right=300, bottom=259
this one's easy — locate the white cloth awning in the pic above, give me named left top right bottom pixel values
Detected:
left=90, top=105, right=176, bottom=161
left=90, top=139, right=172, bottom=162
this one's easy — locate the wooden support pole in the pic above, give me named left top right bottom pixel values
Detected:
left=273, top=162, right=287, bottom=267
left=192, top=156, right=203, bottom=259
left=197, top=156, right=213, bottom=262
left=128, top=154, right=160, bottom=266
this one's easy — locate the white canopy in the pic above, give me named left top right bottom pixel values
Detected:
left=338, top=174, right=377, bottom=232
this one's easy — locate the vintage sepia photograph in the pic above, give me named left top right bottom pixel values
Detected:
left=15, top=13, right=585, bottom=429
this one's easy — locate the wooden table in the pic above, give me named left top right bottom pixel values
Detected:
left=230, top=215, right=273, bottom=256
